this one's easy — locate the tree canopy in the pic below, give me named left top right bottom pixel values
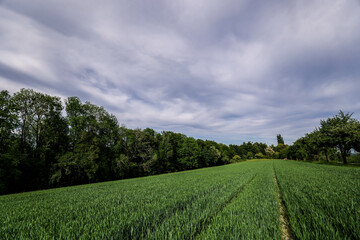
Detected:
left=0, top=88, right=275, bottom=195
left=288, top=111, right=360, bottom=163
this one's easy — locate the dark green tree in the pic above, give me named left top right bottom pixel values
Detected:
left=0, top=91, right=20, bottom=193
left=10, top=89, right=66, bottom=190
left=52, top=97, right=119, bottom=185
left=320, top=111, right=359, bottom=164
left=277, top=134, right=284, bottom=145
left=177, top=137, right=200, bottom=170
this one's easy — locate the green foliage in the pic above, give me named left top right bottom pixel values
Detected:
left=0, top=91, right=17, bottom=147
left=177, top=137, right=200, bottom=170
left=231, top=155, right=242, bottom=163
left=348, top=152, right=360, bottom=163
left=319, top=111, right=360, bottom=163
left=0, top=91, right=19, bottom=193
left=277, top=134, right=284, bottom=145
left=287, top=111, right=360, bottom=163
left=113, top=153, right=137, bottom=179
left=265, top=146, right=275, bottom=158
left=2, top=88, right=273, bottom=194
left=255, top=152, right=265, bottom=159
left=246, top=152, right=254, bottom=159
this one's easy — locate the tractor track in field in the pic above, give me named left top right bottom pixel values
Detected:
left=191, top=173, right=258, bottom=240
left=273, top=166, right=295, bottom=240
left=124, top=175, right=253, bottom=239
left=121, top=178, right=237, bottom=239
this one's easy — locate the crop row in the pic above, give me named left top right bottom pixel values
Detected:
left=199, top=161, right=281, bottom=239
left=1, top=160, right=360, bottom=239
left=1, top=162, right=263, bottom=239
left=274, top=161, right=360, bottom=239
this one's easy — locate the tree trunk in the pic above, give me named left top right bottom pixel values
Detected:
left=342, top=152, right=347, bottom=164
left=324, top=149, right=329, bottom=162
left=20, top=116, right=27, bottom=154
left=339, top=145, right=347, bottom=164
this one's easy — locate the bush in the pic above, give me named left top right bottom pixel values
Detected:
left=255, top=153, right=265, bottom=159
left=231, top=155, right=242, bottom=163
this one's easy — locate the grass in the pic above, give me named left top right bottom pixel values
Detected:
left=1, top=160, right=360, bottom=239
left=274, top=160, right=360, bottom=239
left=199, top=161, right=281, bottom=240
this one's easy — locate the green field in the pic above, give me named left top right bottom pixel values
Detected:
left=1, top=160, right=360, bottom=239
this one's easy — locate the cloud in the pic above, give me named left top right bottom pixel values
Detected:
left=1, top=0, right=360, bottom=145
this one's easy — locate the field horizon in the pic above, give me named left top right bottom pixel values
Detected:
left=3, top=158, right=359, bottom=197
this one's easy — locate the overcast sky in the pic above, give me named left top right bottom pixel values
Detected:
left=1, top=0, right=360, bottom=145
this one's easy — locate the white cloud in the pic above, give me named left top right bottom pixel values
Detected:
left=0, top=0, right=360, bottom=145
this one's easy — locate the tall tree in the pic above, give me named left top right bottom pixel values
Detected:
left=177, top=137, right=200, bottom=170
left=277, top=134, right=285, bottom=145
left=0, top=90, right=20, bottom=193
left=320, top=111, right=359, bottom=164
left=12, top=89, right=35, bottom=154
left=10, top=89, right=66, bottom=190
left=52, top=97, right=119, bottom=185
left=0, top=91, right=17, bottom=146
left=311, top=128, right=331, bottom=162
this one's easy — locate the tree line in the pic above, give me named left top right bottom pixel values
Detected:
left=0, top=88, right=277, bottom=195
left=1, top=88, right=359, bottom=194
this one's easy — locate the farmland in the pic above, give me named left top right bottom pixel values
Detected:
left=1, top=160, right=360, bottom=239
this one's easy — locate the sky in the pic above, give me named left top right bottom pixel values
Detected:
left=1, top=0, right=360, bottom=145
